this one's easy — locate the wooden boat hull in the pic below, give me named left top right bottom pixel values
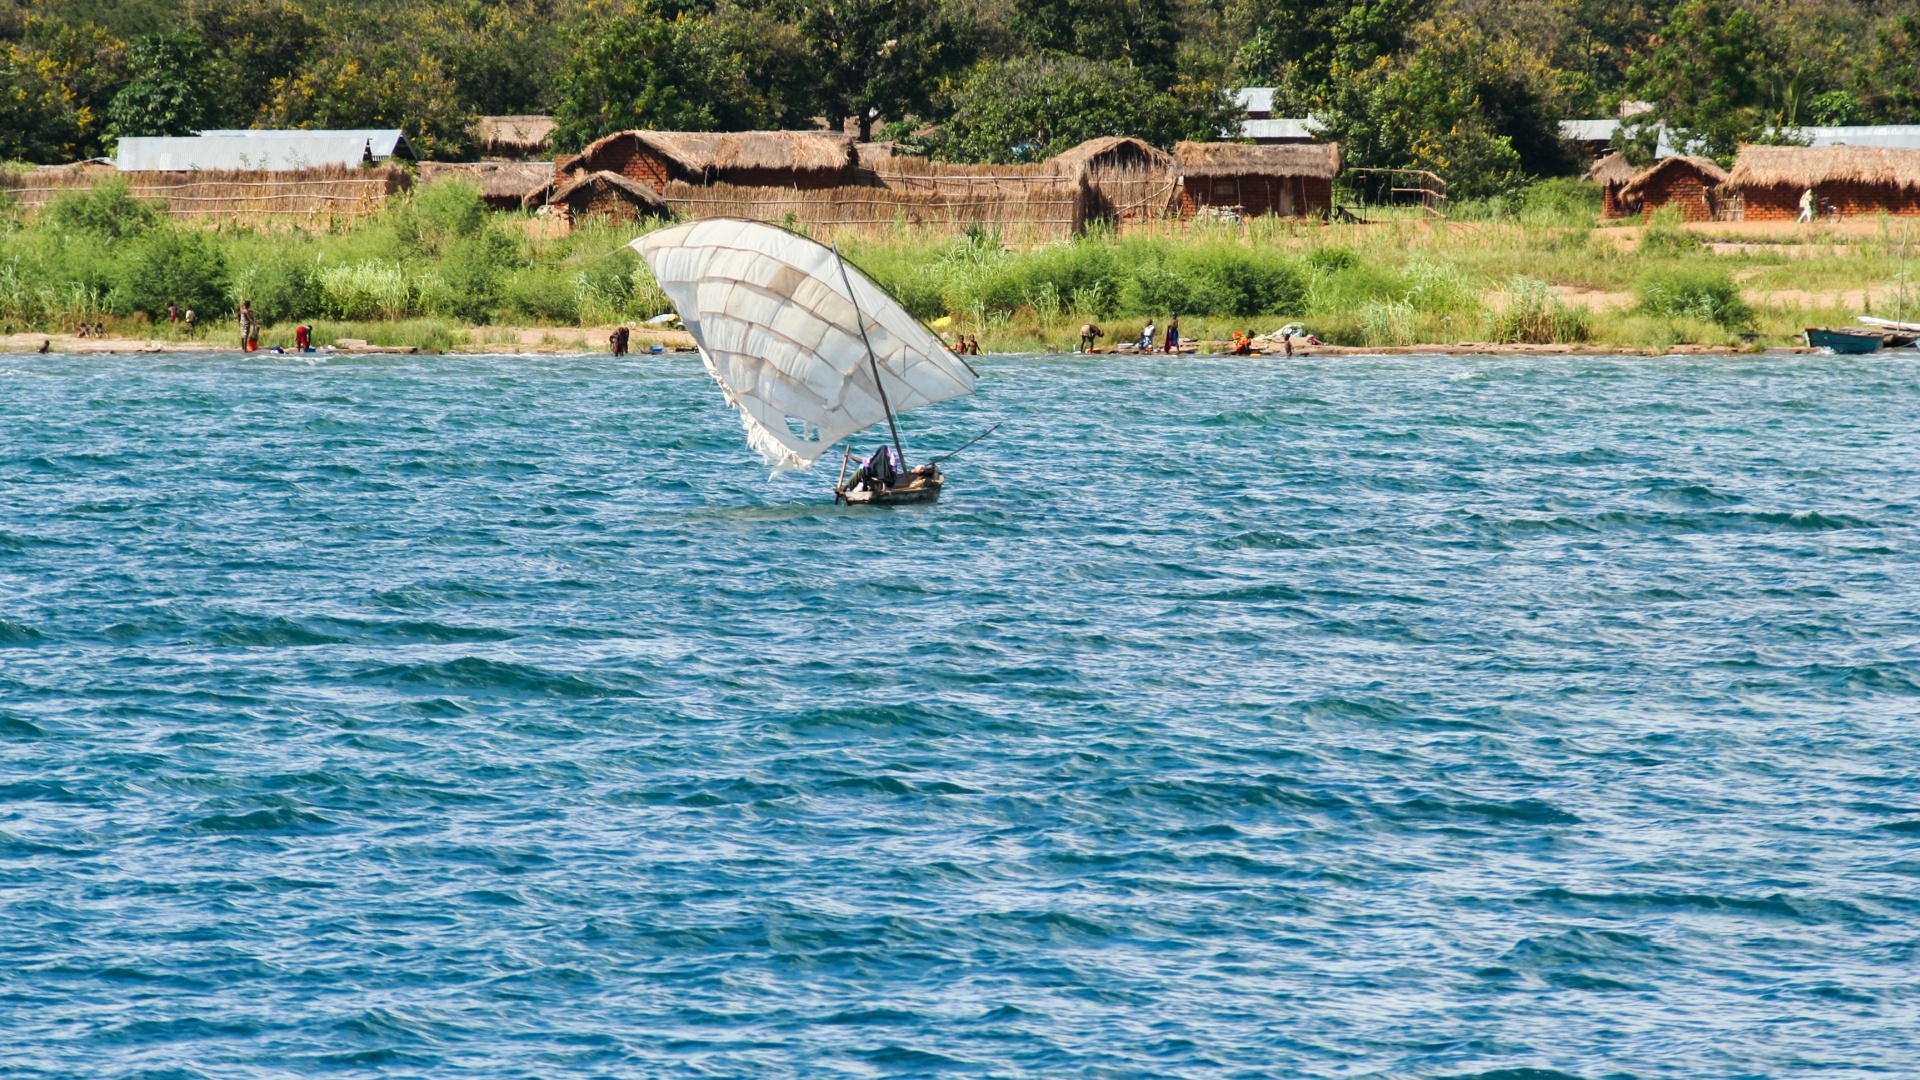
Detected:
left=1806, top=327, right=1884, bottom=354
left=837, top=469, right=943, bottom=505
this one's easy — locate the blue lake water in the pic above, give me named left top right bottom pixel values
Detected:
left=2, top=351, right=1918, bottom=1078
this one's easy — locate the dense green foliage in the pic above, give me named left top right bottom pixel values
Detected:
left=8, top=0, right=1920, bottom=194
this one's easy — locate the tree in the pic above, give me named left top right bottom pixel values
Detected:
left=107, top=33, right=218, bottom=137
left=425, top=0, right=566, bottom=118
left=551, top=7, right=770, bottom=151
left=190, top=0, right=315, bottom=126
left=267, top=44, right=477, bottom=160
left=795, top=0, right=971, bottom=140
left=0, top=42, right=81, bottom=163
left=938, top=55, right=1203, bottom=163
left=117, top=226, right=230, bottom=318
left=1624, top=0, right=1775, bottom=163
left=17, top=17, right=128, bottom=159
left=1010, top=0, right=1181, bottom=90
left=1319, top=37, right=1529, bottom=199
left=1230, top=0, right=1426, bottom=110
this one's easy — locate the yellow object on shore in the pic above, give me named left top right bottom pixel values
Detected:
left=928, top=316, right=953, bottom=329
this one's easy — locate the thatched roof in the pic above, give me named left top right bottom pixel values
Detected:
left=525, top=170, right=670, bottom=214
left=418, top=160, right=552, bottom=204
left=1586, top=152, right=1637, bottom=187
left=479, top=116, right=554, bottom=158
left=1175, top=141, right=1341, bottom=179
left=1619, top=155, right=1729, bottom=201
left=1049, top=136, right=1173, bottom=174
left=1729, top=144, right=1920, bottom=190
left=564, top=130, right=858, bottom=180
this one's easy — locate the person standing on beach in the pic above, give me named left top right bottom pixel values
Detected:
left=1140, top=320, right=1155, bottom=350
left=1799, top=187, right=1815, bottom=223
left=1164, top=313, right=1180, bottom=354
left=237, top=300, right=257, bottom=352
left=1079, top=323, right=1101, bottom=352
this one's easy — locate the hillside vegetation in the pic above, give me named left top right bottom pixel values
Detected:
left=9, top=0, right=1920, bottom=196
left=6, top=176, right=1913, bottom=353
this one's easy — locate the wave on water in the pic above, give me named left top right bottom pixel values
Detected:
left=2, top=352, right=1918, bottom=1077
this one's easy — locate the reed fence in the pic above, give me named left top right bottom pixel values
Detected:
left=0, top=166, right=409, bottom=225
left=662, top=179, right=1084, bottom=241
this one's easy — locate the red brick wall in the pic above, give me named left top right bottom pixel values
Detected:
left=1740, top=182, right=1920, bottom=220
left=1638, top=171, right=1716, bottom=222
left=1601, top=183, right=1626, bottom=219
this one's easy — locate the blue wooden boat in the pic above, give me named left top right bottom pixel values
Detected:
left=1805, top=327, right=1885, bottom=354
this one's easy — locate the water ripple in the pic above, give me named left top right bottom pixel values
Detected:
left=2, top=351, right=1918, bottom=1077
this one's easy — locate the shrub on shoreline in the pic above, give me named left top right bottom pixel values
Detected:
left=1636, top=266, right=1753, bottom=329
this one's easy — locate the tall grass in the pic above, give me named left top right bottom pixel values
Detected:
left=0, top=174, right=1895, bottom=351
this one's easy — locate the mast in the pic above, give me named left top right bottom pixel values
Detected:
left=834, top=244, right=907, bottom=466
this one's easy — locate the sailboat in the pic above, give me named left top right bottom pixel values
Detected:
left=631, top=219, right=978, bottom=504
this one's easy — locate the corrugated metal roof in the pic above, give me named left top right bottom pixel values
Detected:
left=1800, top=126, right=1920, bottom=149
left=1241, top=117, right=1319, bottom=142
left=117, top=130, right=413, bottom=172
left=1234, top=88, right=1275, bottom=117
left=1559, top=119, right=1619, bottom=142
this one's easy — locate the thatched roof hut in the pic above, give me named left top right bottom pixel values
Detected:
left=478, top=116, right=555, bottom=160
left=1173, top=141, right=1340, bottom=218
left=558, top=130, right=859, bottom=190
left=1728, top=144, right=1920, bottom=219
left=418, top=160, right=552, bottom=210
left=1728, top=144, right=1920, bottom=189
left=1617, top=156, right=1729, bottom=222
left=1619, top=155, right=1728, bottom=201
left=525, top=170, right=669, bottom=224
left=1586, top=152, right=1637, bottom=187
left=1049, top=136, right=1174, bottom=176
left=1588, top=152, right=1639, bottom=219
left=1175, top=141, right=1341, bottom=180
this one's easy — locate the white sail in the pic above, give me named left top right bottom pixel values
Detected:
left=632, top=219, right=976, bottom=471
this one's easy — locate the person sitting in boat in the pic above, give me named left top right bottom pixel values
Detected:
left=844, top=445, right=903, bottom=492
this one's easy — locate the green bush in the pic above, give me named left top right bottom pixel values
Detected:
left=234, top=252, right=321, bottom=326
left=1305, top=261, right=1403, bottom=315
left=389, top=178, right=491, bottom=254
left=439, top=230, right=519, bottom=322
left=502, top=266, right=580, bottom=324
left=45, top=179, right=164, bottom=240
left=1517, top=177, right=1602, bottom=227
left=117, top=228, right=229, bottom=318
left=1168, top=246, right=1305, bottom=317
left=1305, top=246, right=1358, bottom=273
left=318, top=260, right=414, bottom=321
left=1638, top=207, right=1702, bottom=257
left=1492, top=275, right=1590, bottom=343
left=867, top=265, right=948, bottom=321
left=1119, top=263, right=1191, bottom=316
left=1636, top=266, right=1753, bottom=328
left=974, top=242, right=1122, bottom=317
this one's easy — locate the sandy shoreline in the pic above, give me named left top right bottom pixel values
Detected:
left=2, top=331, right=1825, bottom=358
